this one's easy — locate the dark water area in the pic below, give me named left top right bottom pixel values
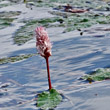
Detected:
left=0, top=0, right=110, bottom=110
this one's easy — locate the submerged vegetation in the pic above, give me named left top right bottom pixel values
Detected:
left=14, top=13, right=110, bottom=45
left=14, top=17, right=63, bottom=45
left=0, top=11, right=21, bottom=18
left=0, top=11, right=21, bottom=29
left=23, top=0, right=110, bottom=10
left=0, top=0, right=110, bottom=44
left=63, top=13, right=110, bottom=32
left=0, top=18, right=15, bottom=29
left=0, top=53, right=37, bottom=64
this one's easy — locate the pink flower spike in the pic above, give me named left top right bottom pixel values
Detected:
left=35, top=27, right=52, bottom=90
left=35, top=26, right=52, bottom=58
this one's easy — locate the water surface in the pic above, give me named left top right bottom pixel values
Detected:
left=0, top=0, right=110, bottom=110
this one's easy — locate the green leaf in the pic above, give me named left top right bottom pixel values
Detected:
left=81, top=68, right=110, bottom=82
left=37, top=89, right=62, bottom=109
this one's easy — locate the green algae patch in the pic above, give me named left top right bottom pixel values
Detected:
left=0, top=53, right=37, bottom=65
left=81, top=68, right=110, bottom=82
left=37, top=89, right=62, bottom=110
left=14, top=17, right=63, bottom=45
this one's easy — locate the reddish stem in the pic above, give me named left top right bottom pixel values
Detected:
left=45, top=57, right=52, bottom=90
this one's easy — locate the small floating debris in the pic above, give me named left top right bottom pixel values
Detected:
left=67, top=9, right=88, bottom=13
left=64, top=4, right=88, bottom=13
left=93, top=35, right=105, bottom=37
left=55, top=4, right=88, bottom=13
left=80, top=68, right=110, bottom=82
left=0, top=83, right=10, bottom=88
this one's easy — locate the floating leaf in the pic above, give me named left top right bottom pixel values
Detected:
left=37, top=89, right=62, bottom=110
left=0, top=53, right=37, bottom=65
left=81, top=68, right=110, bottom=82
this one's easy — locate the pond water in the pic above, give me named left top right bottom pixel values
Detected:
left=0, top=0, right=110, bottom=110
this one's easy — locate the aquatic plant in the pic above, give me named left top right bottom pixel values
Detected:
left=0, top=11, right=21, bottom=29
left=0, top=11, right=21, bottom=18
left=35, top=26, right=52, bottom=90
left=0, top=53, right=37, bottom=65
left=27, top=0, right=110, bottom=11
left=14, top=17, right=62, bottom=45
left=63, top=13, right=110, bottom=32
left=0, top=18, right=15, bottom=29
left=35, top=26, right=62, bottom=109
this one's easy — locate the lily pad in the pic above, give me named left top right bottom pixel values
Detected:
left=81, top=68, right=110, bottom=82
left=37, top=89, right=62, bottom=110
left=0, top=53, right=37, bottom=64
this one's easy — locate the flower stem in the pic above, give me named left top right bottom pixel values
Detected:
left=45, top=57, right=52, bottom=90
